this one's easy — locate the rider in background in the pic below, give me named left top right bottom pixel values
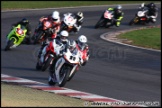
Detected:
left=73, top=11, right=84, bottom=33
left=139, top=2, right=158, bottom=23
left=108, top=5, right=124, bottom=27
left=12, top=18, right=31, bottom=44
left=34, top=10, right=61, bottom=39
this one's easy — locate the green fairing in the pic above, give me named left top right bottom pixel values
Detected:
left=7, top=24, right=27, bottom=46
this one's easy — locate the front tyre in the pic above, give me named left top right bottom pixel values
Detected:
left=42, top=56, right=53, bottom=71
left=129, top=17, right=138, bottom=26
left=4, top=39, right=15, bottom=51
left=94, top=19, right=105, bottom=29
left=58, top=66, right=70, bottom=87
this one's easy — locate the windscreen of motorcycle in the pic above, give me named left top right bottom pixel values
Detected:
left=43, top=21, right=52, bottom=30
left=104, top=10, right=113, bottom=19
left=64, top=49, right=80, bottom=64
left=16, top=28, right=24, bottom=36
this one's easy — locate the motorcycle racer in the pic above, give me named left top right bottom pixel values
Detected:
left=12, top=18, right=31, bottom=44
left=38, top=30, right=69, bottom=60
left=48, top=39, right=83, bottom=84
left=139, top=2, right=158, bottom=23
left=73, top=12, right=84, bottom=33
left=76, top=35, right=90, bottom=66
left=107, top=5, right=124, bottom=27
left=34, top=10, right=61, bottom=39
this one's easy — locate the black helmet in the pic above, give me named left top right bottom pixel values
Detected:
left=149, top=3, right=155, bottom=9
left=21, top=18, right=29, bottom=25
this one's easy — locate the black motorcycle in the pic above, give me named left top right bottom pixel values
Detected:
left=95, top=10, right=114, bottom=29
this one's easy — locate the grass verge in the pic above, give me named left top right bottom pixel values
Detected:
left=1, top=1, right=160, bottom=10
left=117, top=27, right=161, bottom=50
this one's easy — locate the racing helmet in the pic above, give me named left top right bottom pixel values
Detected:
left=141, top=3, right=145, bottom=8
left=21, top=18, right=29, bottom=25
left=52, top=11, right=60, bottom=21
left=60, top=30, right=69, bottom=42
left=115, top=5, right=122, bottom=13
left=78, top=35, right=87, bottom=47
left=77, top=11, right=83, bottom=18
left=67, top=40, right=76, bottom=52
left=149, top=3, right=156, bottom=9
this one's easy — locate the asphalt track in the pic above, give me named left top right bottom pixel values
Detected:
left=1, top=4, right=161, bottom=105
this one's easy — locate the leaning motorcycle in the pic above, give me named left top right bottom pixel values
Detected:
left=129, top=8, right=151, bottom=25
left=36, top=39, right=63, bottom=72
left=76, top=44, right=90, bottom=66
left=59, top=13, right=77, bottom=33
left=32, top=20, right=54, bottom=44
left=48, top=47, right=81, bottom=87
left=4, top=24, right=27, bottom=51
left=95, top=10, right=114, bottom=29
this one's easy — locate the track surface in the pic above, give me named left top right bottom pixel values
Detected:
left=1, top=4, right=161, bottom=104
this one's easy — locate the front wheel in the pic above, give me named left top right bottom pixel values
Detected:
left=42, top=56, right=53, bottom=71
left=58, top=66, right=71, bottom=87
left=94, top=18, right=105, bottom=29
left=129, top=17, right=138, bottom=26
left=4, top=39, right=15, bottom=51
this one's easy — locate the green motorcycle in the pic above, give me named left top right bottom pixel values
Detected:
left=5, top=24, right=27, bottom=51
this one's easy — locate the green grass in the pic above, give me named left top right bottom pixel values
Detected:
left=118, top=27, right=161, bottom=50
left=1, top=1, right=160, bottom=10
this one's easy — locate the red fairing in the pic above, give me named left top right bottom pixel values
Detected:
left=76, top=44, right=88, bottom=61
left=46, top=42, right=55, bottom=54
left=51, top=33, right=57, bottom=39
left=141, top=17, right=146, bottom=20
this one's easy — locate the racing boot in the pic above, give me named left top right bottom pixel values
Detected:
left=48, top=70, right=57, bottom=85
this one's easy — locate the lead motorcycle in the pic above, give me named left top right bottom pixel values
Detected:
left=48, top=47, right=81, bottom=87
left=59, top=13, right=77, bottom=33
left=32, top=20, right=54, bottom=44
left=95, top=10, right=114, bottom=29
left=5, top=24, right=27, bottom=51
left=36, top=39, right=64, bottom=72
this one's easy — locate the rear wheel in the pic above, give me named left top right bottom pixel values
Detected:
left=4, top=39, right=15, bottom=51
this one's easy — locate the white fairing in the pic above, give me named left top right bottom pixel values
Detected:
left=55, top=48, right=80, bottom=84
left=137, top=11, right=145, bottom=17
left=63, top=13, right=77, bottom=27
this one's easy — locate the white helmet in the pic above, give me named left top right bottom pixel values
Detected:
left=141, top=3, right=145, bottom=8
left=78, top=35, right=87, bottom=44
left=116, top=5, right=122, bottom=10
left=52, top=11, right=60, bottom=21
left=60, top=30, right=69, bottom=42
left=77, top=12, right=83, bottom=18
